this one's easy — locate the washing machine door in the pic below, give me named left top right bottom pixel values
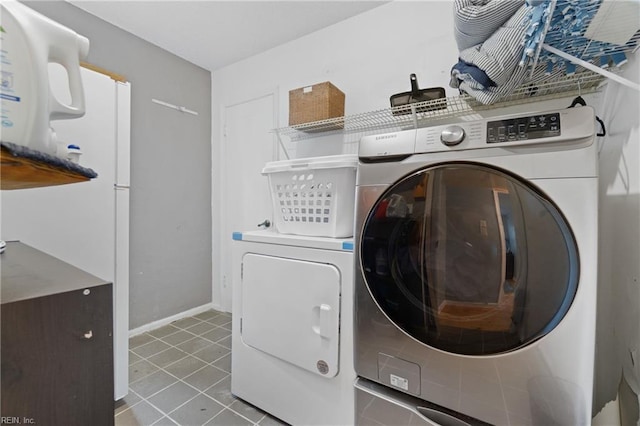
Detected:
left=360, top=162, right=579, bottom=355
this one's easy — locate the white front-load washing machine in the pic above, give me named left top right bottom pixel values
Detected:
left=354, top=106, right=599, bottom=425
left=231, top=229, right=355, bottom=425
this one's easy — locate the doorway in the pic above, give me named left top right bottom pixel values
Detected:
left=219, top=93, right=278, bottom=311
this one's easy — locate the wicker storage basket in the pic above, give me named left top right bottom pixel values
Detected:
left=289, top=82, right=345, bottom=128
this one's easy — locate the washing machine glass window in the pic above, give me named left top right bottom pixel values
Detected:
left=360, top=162, right=579, bottom=355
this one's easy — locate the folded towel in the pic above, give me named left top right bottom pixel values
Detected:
left=454, top=0, right=525, bottom=51
left=522, top=0, right=635, bottom=72
left=451, top=0, right=634, bottom=104
left=450, top=60, right=496, bottom=90
left=453, top=5, right=531, bottom=104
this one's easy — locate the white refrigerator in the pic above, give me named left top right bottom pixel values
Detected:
left=0, top=66, right=131, bottom=400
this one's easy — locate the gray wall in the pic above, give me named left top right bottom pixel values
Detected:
left=27, top=1, right=212, bottom=329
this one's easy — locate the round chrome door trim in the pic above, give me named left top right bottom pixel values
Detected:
left=357, top=161, right=580, bottom=356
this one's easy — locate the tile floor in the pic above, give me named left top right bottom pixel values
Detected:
left=115, top=309, right=288, bottom=426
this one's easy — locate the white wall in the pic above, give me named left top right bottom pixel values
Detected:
left=212, top=2, right=458, bottom=124
left=596, top=52, right=640, bottom=420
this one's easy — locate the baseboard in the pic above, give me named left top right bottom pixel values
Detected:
left=129, top=303, right=215, bottom=337
left=211, top=301, right=228, bottom=313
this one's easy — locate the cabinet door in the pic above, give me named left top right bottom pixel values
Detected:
left=241, top=253, right=341, bottom=377
left=1, top=284, right=114, bottom=426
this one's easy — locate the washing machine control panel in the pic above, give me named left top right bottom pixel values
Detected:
left=412, top=107, right=600, bottom=155
left=486, top=112, right=561, bottom=143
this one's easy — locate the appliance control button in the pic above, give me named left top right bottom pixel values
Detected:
left=440, top=125, right=465, bottom=146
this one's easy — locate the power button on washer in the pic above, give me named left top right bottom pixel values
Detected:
left=440, top=125, right=465, bottom=146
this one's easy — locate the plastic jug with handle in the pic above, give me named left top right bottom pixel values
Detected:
left=0, top=0, right=89, bottom=156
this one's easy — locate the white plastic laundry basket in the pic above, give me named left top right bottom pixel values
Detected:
left=262, top=154, right=358, bottom=238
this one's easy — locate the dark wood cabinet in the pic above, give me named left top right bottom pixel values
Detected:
left=1, top=242, right=114, bottom=426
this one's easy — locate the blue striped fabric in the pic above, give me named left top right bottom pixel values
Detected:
left=523, top=0, right=637, bottom=71
left=455, top=5, right=532, bottom=104
left=454, top=0, right=525, bottom=50
left=450, top=0, right=637, bottom=104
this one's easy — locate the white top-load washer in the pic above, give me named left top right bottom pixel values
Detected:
left=354, top=106, right=599, bottom=425
left=231, top=230, right=355, bottom=425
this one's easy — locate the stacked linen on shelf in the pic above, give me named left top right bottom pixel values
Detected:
left=449, top=0, right=636, bottom=105
left=450, top=0, right=548, bottom=104
left=452, top=0, right=525, bottom=51
left=522, top=0, right=632, bottom=75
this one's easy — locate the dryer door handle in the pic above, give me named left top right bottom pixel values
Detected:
left=312, top=304, right=335, bottom=339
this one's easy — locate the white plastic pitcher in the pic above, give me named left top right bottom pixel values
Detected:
left=0, top=0, right=89, bottom=155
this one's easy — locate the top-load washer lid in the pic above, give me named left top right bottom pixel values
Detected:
left=359, top=162, right=579, bottom=356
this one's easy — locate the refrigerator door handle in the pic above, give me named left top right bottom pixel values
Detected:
left=114, top=184, right=130, bottom=189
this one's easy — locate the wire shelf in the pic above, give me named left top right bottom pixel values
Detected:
left=537, top=0, right=639, bottom=67
left=525, top=0, right=640, bottom=90
left=274, top=0, right=639, bottom=141
left=273, top=69, right=607, bottom=140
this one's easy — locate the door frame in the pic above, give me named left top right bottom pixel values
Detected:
left=214, top=88, right=280, bottom=313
